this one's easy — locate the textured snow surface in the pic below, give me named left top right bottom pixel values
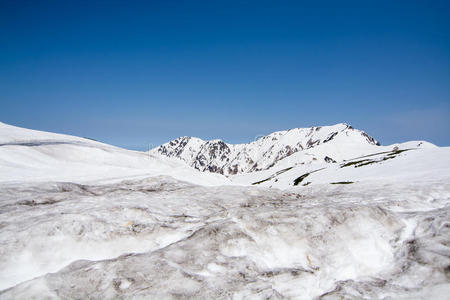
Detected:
left=0, top=122, right=449, bottom=299
left=1, top=178, right=449, bottom=299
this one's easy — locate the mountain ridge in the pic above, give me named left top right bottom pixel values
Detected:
left=151, top=123, right=381, bottom=175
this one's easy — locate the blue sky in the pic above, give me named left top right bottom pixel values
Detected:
left=1, top=0, right=449, bottom=149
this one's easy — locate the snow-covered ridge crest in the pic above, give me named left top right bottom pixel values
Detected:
left=151, top=123, right=381, bottom=175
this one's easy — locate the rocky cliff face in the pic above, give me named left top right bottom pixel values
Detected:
left=151, top=123, right=380, bottom=175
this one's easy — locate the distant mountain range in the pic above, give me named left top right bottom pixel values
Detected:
left=151, top=123, right=380, bottom=175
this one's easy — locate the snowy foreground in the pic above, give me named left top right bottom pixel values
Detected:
left=0, top=122, right=449, bottom=299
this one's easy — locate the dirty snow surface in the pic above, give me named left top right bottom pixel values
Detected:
left=0, top=122, right=449, bottom=299
left=2, top=178, right=450, bottom=299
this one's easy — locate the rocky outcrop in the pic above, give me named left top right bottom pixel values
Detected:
left=324, top=156, right=337, bottom=163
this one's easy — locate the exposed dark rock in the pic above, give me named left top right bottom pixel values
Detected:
left=324, top=156, right=337, bottom=163
left=293, top=173, right=310, bottom=186
left=361, top=132, right=380, bottom=146
left=323, top=132, right=338, bottom=143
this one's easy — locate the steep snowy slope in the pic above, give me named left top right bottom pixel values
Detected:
left=0, top=122, right=229, bottom=186
left=151, top=123, right=380, bottom=175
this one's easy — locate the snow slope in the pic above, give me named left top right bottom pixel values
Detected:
left=0, top=122, right=229, bottom=186
left=232, top=141, right=446, bottom=188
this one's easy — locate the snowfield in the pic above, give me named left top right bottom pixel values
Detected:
left=0, top=122, right=449, bottom=299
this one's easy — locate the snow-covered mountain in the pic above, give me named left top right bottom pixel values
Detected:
left=151, top=123, right=380, bottom=175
